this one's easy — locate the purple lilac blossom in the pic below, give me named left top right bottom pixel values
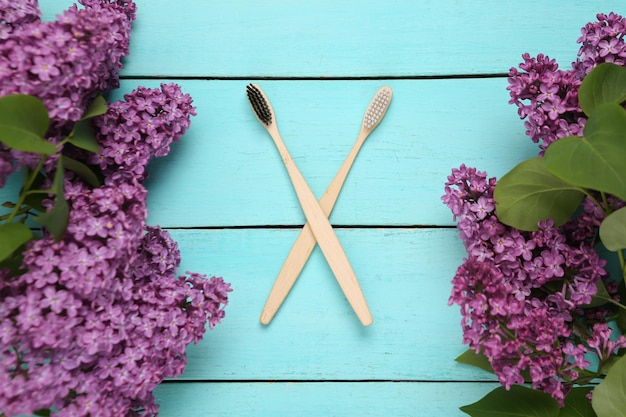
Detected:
left=443, top=165, right=616, bottom=404
left=91, top=83, right=197, bottom=179
left=0, top=1, right=230, bottom=416
left=0, top=0, right=135, bottom=126
left=446, top=15, right=626, bottom=403
left=0, top=0, right=136, bottom=184
left=507, top=12, right=626, bottom=153
left=0, top=0, right=41, bottom=39
left=0, top=86, right=230, bottom=416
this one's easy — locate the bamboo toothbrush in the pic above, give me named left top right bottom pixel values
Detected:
left=246, top=83, right=373, bottom=326
left=260, top=86, right=392, bottom=325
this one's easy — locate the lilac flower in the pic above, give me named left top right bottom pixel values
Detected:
left=469, top=196, right=494, bottom=219
left=598, top=37, right=621, bottom=57
left=29, top=55, right=60, bottom=81
left=91, top=83, right=197, bottom=179
left=0, top=0, right=135, bottom=129
left=457, top=17, right=626, bottom=404
left=444, top=165, right=608, bottom=404
left=508, top=13, right=626, bottom=152
left=0, top=2, right=229, bottom=416
left=0, top=0, right=40, bottom=39
left=587, top=323, right=626, bottom=361
left=1, top=168, right=231, bottom=417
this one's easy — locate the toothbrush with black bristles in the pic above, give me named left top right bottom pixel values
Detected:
left=246, top=83, right=373, bottom=326
left=260, top=86, right=392, bottom=325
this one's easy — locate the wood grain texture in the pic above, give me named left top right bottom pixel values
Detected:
left=0, top=78, right=540, bottom=227
left=124, top=78, right=538, bottom=227
left=39, top=1, right=626, bottom=77
left=10, top=1, right=617, bottom=416
left=161, top=228, right=491, bottom=382
left=154, top=382, right=500, bottom=417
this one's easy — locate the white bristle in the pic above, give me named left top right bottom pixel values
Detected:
left=363, top=88, right=391, bottom=129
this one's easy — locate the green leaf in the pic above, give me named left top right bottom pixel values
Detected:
left=67, top=119, right=100, bottom=153
left=599, top=353, right=624, bottom=375
left=544, top=103, right=626, bottom=201
left=579, top=62, right=626, bottom=116
left=0, top=222, right=33, bottom=263
left=34, top=159, right=68, bottom=241
left=0, top=94, right=56, bottom=154
left=35, top=196, right=69, bottom=241
left=494, top=157, right=585, bottom=231
left=81, top=95, right=107, bottom=120
left=62, top=155, right=101, bottom=188
left=599, top=207, right=626, bottom=251
left=455, top=350, right=533, bottom=382
left=617, top=281, right=626, bottom=334
left=617, top=308, right=626, bottom=336
left=455, top=349, right=495, bottom=374
left=0, top=241, right=27, bottom=275
left=23, top=191, right=47, bottom=213
left=559, top=387, right=596, bottom=417
left=460, top=385, right=560, bottom=417
left=592, top=354, right=626, bottom=417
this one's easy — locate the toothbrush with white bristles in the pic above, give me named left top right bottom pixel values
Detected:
left=260, top=86, right=392, bottom=325
left=246, top=83, right=373, bottom=326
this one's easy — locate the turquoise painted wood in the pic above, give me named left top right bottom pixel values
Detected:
left=153, top=382, right=500, bottom=417
left=40, top=1, right=625, bottom=78
left=7, top=1, right=624, bottom=416
left=0, top=78, right=541, bottom=227
left=163, top=228, right=490, bottom=381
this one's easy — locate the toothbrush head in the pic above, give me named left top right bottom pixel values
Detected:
left=363, top=86, right=392, bottom=130
left=246, top=84, right=273, bottom=126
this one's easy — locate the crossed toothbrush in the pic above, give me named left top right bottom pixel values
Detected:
left=246, top=84, right=392, bottom=326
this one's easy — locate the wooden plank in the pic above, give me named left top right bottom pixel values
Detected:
left=126, top=78, right=537, bottom=227
left=154, top=381, right=499, bottom=417
left=164, top=227, right=492, bottom=382
left=0, top=77, right=538, bottom=226
left=39, top=0, right=624, bottom=77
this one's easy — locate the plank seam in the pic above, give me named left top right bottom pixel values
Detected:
left=159, top=225, right=458, bottom=230
left=120, top=74, right=509, bottom=81
left=160, top=379, right=498, bottom=384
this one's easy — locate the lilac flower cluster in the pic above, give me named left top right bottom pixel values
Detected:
left=0, top=0, right=135, bottom=125
left=0, top=2, right=230, bottom=416
left=0, top=0, right=41, bottom=38
left=0, top=0, right=136, bottom=186
left=92, top=83, right=197, bottom=179
left=1, top=93, right=230, bottom=415
left=507, top=12, right=626, bottom=152
left=1, top=172, right=230, bottom=416
left=443, top=165, right=625, bottom=404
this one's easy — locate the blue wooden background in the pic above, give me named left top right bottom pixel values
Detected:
left=24, top=1, right=626, bottom=415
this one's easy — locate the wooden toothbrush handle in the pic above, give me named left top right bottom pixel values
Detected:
left=268, top=127, right=372, bottom=326
left=260, top=132, right=368, bottom=325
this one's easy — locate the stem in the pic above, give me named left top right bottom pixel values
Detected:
left=600, top=192, right=611, bottom=215
left=5, top=156, right=46, bottom=223
left=617, top=250, right=626, bottom=281
left=579, top=370, right=601, bottom=380
left=573, top=368, right=602, bottom=383
left=0, top=205, right=34, bottom=221
left=593, top=294, right=626, bottom=312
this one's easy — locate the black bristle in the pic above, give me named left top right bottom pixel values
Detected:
left=246, top=84, right=272, bottom=125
